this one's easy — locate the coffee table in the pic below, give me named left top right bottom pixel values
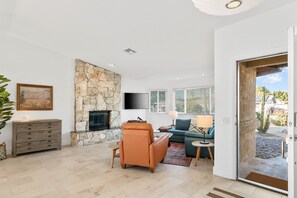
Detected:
left=154, top=131, right=173, bottom=146
left=192, top=141, right=214, bottom=166
left=154, top=131, right=173, bottom=139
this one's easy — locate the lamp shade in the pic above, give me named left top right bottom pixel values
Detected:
left=192, top=0, right=265, bottom=16
left=196, top=115, right=213, bottom=128
left=169, top=111, right=178, bottom=119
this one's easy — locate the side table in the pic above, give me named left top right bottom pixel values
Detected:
left=192, top=141, right=214, bottom=166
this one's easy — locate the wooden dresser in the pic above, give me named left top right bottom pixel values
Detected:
left=12, top=119, right=62, bottom=157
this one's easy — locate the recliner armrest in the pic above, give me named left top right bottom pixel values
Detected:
left=149, top=134, right=169, bottom=167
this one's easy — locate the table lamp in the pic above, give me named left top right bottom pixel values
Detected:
left=196, top=115, right=213, bottom=144
left=169, top=111, right=178, bottom=126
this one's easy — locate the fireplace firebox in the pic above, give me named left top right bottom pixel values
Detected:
left=89, top=111, right=111, bottom=131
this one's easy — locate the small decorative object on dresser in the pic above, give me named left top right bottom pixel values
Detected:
left=12, top=119, right=62, bottom=157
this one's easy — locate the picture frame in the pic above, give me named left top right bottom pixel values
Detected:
left=17, top=83, right=53, bottom=110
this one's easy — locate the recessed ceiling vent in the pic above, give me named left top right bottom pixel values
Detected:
left=124, top=48, right=136, bottom=55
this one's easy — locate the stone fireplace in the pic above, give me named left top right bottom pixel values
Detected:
left=72, top=59, right=122, bottom=146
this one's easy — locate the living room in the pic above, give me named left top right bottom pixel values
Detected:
left=1, top=0, right=297, bottom=197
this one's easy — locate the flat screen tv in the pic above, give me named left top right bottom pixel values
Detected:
left=124, top=93, right=149, bottom=109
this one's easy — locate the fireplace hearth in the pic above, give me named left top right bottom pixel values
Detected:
left=89, top=111, right=111, bottom=131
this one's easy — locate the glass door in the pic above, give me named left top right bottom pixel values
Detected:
left=237, top=54, right=288, bottom=193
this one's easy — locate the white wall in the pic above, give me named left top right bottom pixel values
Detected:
left=121, top=77, right=147, bottom=123
left=0, top=32, right=74, bottom=154
left=214, top=3, right=297, bottom=179
left=144, top=76, right=214, bottom=129
left=0, top=32, right=149, bottom=154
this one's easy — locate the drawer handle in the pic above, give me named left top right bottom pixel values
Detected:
left=48, top=135, right=51, bottom=137
left=28, top=137, right=31, bottom=140
left=28, top=132, right=31, bottom=135
left=48, top=144, right=51, bottom=147
left=27, top=143, right=31, bottom=145
left=28, top=128, right=31, bottom=130
left=48, top=131, right=52, bottom=133
left=27, top=148, right=31, bottom=150
left=48, top=140, right=52, bottom=143
left=48, top=126, right=51, bottom=128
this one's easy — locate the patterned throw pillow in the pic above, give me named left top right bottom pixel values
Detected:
left=0, top=142, right=7, bottom=160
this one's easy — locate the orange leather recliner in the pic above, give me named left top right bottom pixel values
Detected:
left=119, top=122, right=169, bottom=173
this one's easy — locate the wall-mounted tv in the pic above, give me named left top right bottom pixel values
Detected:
left=124, top=93, right=149, bottom=109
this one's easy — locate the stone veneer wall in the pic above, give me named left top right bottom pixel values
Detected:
left=71, top=129, right=121, bottom=146
left=75, top=59, right=121, bottom=131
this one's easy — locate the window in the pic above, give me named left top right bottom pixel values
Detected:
left=174, top=87, right=214, bottom=114
left=150, top=90, right=166, bottom=113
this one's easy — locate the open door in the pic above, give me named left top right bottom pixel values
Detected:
left=288, top=26, right=297, bottom=198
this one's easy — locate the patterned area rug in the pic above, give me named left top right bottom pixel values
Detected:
left=162, top=142, right=192, bottom=167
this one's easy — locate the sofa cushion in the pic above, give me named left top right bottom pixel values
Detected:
left=185, top=131, right=213, bottom=139
left=168, top=129, right=187, bottom=136
left=208, top=126, right=215, bottom=138
left=175, top=119, right=191, bottom=130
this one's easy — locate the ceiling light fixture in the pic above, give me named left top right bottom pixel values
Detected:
left=192, top=0, right=265, bottom=16
left=226, top=0, right=241, bottom=9
left=108, top=63, right=116, bottom=67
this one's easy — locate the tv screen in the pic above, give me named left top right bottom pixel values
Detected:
left=124, top=93, right=149, bottom=109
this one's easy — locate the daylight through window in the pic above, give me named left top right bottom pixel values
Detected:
left=150, top=90, right=166, bottom=113
left=174, top=87, right=214, bottom=114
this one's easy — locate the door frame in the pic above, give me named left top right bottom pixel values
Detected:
left=287, top=26, right=297, bottom=198
left=236, top=52, right=288, bottom=194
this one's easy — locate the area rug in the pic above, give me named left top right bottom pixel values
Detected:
left=162, top=142, right=192, bottom=167
left=246, top=172, right=288, bottom=191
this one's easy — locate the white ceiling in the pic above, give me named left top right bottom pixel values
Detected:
left=0, top=0, right=296, bottom=80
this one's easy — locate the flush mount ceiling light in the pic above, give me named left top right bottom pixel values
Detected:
left=192, top=0, right=265, bottom=16
left=226, top=0, right=241, bottom=9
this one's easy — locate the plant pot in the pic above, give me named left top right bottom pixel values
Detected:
left=0, top=142, right=7, bottom=160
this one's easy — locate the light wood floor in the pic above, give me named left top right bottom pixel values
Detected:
left=0, top=143, right=287, bottom=198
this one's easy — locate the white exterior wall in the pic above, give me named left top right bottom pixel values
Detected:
left=214, top=3, right=297, bottom=179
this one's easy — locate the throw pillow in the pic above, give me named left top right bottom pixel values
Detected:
left=175, top=119, right=191, bottom=130
left=208, top=125, right=215, bottom=138
left=158, top=126, right=171, bottom=132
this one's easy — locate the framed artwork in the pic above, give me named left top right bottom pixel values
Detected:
left=17, top=83, right=53, bottom=110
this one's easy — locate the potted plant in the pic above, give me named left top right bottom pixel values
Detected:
left=0, top=75, right=14, bottom=160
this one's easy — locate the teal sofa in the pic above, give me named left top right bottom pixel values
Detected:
left=168, top=119, right=191, bottom=143
left=184, top=125, right=215, bottom=158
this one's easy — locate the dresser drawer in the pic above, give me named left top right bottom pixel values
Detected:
left=17, top=131, right=60, bottom=142
left=16, top=139, right=60, bottom=148
left=16, top=142, right=60, bottom=154
left=16, top=122, right=61, bottom=132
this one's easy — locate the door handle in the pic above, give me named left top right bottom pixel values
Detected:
left=289, top=135, right=297, bottom=141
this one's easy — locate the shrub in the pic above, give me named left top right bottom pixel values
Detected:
left=271, top=111, right=288, bottom=126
